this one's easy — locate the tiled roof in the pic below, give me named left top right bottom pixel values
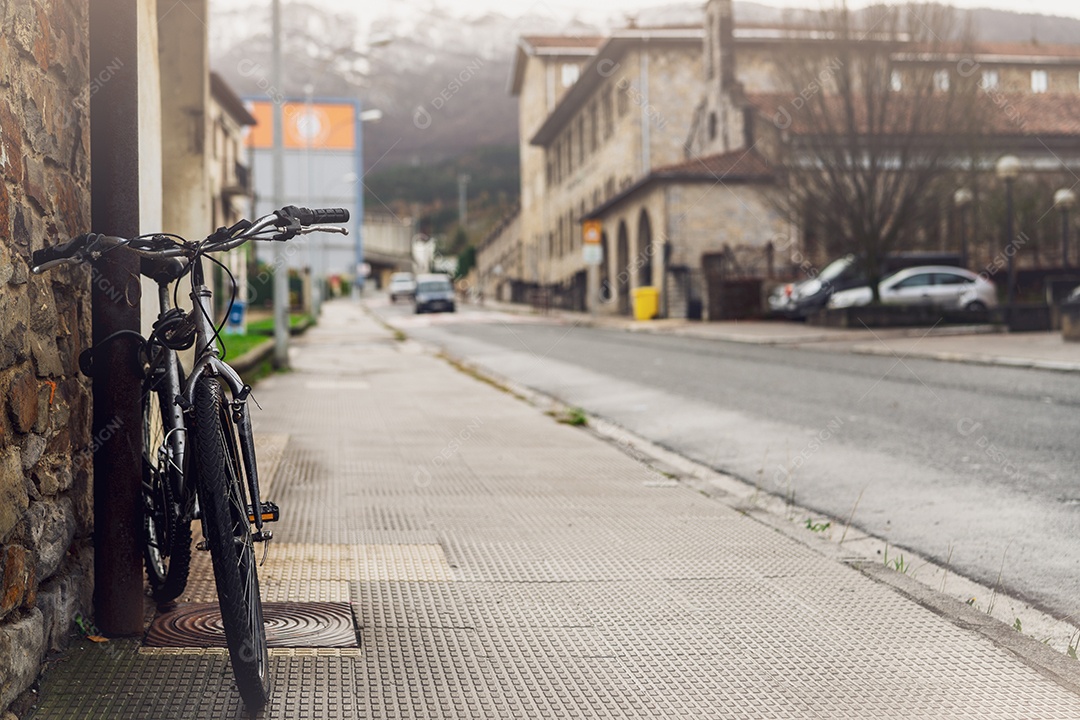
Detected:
left=583, top=149, right=773, bottom=220
left=652, top=149, right=773, bottom=180
left=520, top=35, right=606, bottom=50
left=746, top=92, right=1080, bottom=137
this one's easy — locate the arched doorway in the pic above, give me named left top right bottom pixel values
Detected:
left=616, top=221, right=630, bottom=315
left=637, top=208, right=653, bottom=287
left=600, top=230, right=612, bottom=305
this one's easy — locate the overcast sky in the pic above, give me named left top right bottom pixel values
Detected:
left=450, top=0, right=1080, bottom=21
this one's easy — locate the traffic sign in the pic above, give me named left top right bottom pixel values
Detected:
left=583, top=244, right=603, bottom=266
left=583, top=220, right=602, bottom=245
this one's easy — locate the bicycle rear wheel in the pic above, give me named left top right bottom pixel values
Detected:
left=192, top=375, right=271, bottom=711
left=142, top=357, right=192, bottom=603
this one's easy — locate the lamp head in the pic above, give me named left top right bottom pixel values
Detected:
left=1055, top=188, right=1078, bottom=210
left=995, top=155, right=1021, bottom=181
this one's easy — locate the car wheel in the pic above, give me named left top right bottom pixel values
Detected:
left=965, top=300, right=987, bottom=312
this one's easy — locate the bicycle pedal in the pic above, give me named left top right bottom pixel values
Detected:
left=247, top=501, right=279, bottom=524
left=195, top=540, right=210, bottom=551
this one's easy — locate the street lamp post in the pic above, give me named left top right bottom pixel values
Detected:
left=1055, top=188, right=1077, bottom=268
left=953, top=187, right=973, bottom=269
left=996, top=155, right=1021, bottom=325
left=351, top=107, right=385, bottom=301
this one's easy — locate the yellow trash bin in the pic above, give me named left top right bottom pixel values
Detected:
left=632, top=286, right=659, bottom=321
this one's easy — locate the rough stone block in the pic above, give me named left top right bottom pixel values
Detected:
left=0, top=97, right=23, bottom=185
left=21, top=159, right=48, bottom=216
left=0, top=546, right=33, bottom=619
left=28, top=334, right=62, bottom=379
left=26, top=497, right=74, bottom=582
left=36, top=570, right=82, bottom=653
left=6, top=370, right=38, bottom=434
left=0, top=449, right=28, bottom=540
left=19, top=435, right=45, bottom=472
left=0, top=608, right=44, bottom=710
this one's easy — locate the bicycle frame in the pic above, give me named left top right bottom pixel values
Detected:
left=181, top=256, right=267, bottom=537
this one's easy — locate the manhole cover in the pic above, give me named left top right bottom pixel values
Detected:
left=145, top=601, right=357, bottom=648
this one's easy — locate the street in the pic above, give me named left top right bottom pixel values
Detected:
left=376, top=299, right=1080, bottom=622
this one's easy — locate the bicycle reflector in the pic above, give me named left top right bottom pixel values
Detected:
left=248, top=501, right=279, bottom=524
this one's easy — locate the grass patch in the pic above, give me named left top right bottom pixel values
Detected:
left=247, top=313, right=313, bottom=335
left=219, top=333, right=273, bottom=360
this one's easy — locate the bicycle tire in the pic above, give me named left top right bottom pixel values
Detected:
left=142, top=357, right=192, bottom=603
left=192, top=375, right=271, bottom=711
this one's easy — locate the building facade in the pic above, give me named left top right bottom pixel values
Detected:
left=483, top=0, right=1080, bottom=320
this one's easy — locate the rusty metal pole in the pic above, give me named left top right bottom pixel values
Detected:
left=89, top=0, right=145, bottom=635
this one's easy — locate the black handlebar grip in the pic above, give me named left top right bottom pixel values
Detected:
left=31, top=233, right=94, bottom=269
left=281, top=206, right=350, bottom=226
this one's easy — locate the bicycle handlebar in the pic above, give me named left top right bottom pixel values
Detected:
left=31, top=206, right=350, bottom=275
left=280, top=205, right=350, bottom=226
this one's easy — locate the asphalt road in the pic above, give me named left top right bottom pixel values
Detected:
left=376, top=300, right=1080, bottom=620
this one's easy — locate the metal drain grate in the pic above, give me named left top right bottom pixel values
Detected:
left=144, top=602, right=358, bottom=648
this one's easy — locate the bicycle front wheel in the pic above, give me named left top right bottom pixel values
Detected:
left=192, top=375, right=271, bottom=711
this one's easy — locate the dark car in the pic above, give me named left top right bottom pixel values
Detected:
left=414, top=273, right=456, bottom=314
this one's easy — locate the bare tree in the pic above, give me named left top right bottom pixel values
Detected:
left=767, top=2, right=986, bottom=300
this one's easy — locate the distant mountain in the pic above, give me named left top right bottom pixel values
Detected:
left=210, top=1, right=1080, bottom=173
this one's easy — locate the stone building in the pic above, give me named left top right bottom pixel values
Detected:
left=483, top=0, right=1080, bottom=319
left=209, top=72, right=257, bottom=319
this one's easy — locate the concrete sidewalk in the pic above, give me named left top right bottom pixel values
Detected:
left=29, top=300, right=1080, bottom=718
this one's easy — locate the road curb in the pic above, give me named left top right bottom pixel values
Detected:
left=852, top=344, right=1080, bottom=373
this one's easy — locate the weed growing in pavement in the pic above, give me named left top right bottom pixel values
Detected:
left=393, top=329, right=407, bottom=342
left=1068, top=630, right=1079, bottom=659
left=883, top=543, right=909, bottom=574
left=805, top=519, right=831, bottom=533
left=556, top=407, right=589, bottom=427
left=940, top=542, right=955, bottom=594
left=1014, top=618, right=1023, bottom=633
left=987, top=541, right=1012, bottom=616
left=839, top=485, right=867, bottom=545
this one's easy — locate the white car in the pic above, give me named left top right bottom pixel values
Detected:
left=388, top=272, right=416, bottom=302
left=828, top=266, right=996, bottom=311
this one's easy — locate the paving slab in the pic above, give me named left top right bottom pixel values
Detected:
left=29, top=300, right=1080, bottom=719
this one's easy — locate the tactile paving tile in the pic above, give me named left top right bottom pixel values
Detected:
left=32, top=639, right=365, bottom=720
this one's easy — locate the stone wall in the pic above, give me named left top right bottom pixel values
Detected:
left=0, top=0, right=94, bottom=715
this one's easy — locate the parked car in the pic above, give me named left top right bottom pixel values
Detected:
left=828, top=266, right=996, bottom=311
left=414, top=273, right=456, bottom=314
left=388, top=272, right=416, bottom=302
left=771, top=252, right=965, bottom=319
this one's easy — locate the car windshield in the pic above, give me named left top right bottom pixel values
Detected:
left=818, top=256, right=855, bottom=283
left=418, top=280, right=452, bottom=293
left=390, top=274, right=413, bottom=283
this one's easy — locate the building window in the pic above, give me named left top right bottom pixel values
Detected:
left=708, top=112, right=718, bottom=141
left=617, top=83, right=629, bottom=116
left=589, top=104, right=599, bottom=151
left=566, top=129, right=574, bottom=173
left=577, top=117, right=585, bottom=164
left=602, top=89, right=614, bottom=139
left=561, top=63, right=579, bottom=88
left=890, top=70, right=903, bottom=92
left=981, top=69, right=999, bottom=90
left=933, top=69, right=950, bottom=92
left=1032, top=69, right=1048, bottom=93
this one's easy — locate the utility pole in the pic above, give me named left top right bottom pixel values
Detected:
left=458, top=173, right=470, bottom=229
left=271, top=0, right=288, bottom=367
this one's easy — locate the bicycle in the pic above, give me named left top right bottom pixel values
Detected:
left=32, top=206, right=350, bottom=712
